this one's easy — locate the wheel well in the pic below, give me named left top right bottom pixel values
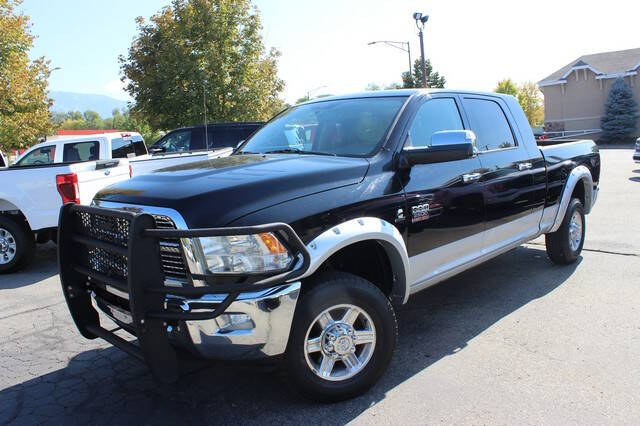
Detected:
left=1, top=210, right=29, bottom=227
left=571, top=178, right=586, bottom=206
left=310, top=240, right=394, bottom=298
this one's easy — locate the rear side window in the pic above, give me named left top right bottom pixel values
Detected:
left=15, top=146, right=57, bottom=166
left=462, top=98, right=516, bottom=151
left=131, top=136, right=148, bottom=156
left=407, top=98, right=464, bottom=148
left=63, top=141, right=99, bottom=162
left=111, top=138, right=134, bottom=159
left=209, top=126, right=259, bottom=149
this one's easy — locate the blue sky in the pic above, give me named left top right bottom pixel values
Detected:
left=22, top=0, right=640, bottom=104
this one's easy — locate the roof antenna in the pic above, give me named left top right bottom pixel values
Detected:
left=203, top=80, right=208, bottom=150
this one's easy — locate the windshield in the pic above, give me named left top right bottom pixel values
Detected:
left=238, top=97, right=407, bottom=157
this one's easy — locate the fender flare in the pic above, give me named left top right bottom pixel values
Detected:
left=549, top=165, right=594, bottom=233
left=295, top=217, right=410, bottom=305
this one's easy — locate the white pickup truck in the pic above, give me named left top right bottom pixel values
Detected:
left=1, top=129, right=246, bottom=273
left=13, top=131, right=239, bottom=177
left=0, top=155, right=131, bottom=273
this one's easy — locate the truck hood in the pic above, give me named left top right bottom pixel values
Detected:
left=95, top=154, right=370, bottom=227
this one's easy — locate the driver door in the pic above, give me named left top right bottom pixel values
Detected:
left=400, top=95, right=485, bottom=290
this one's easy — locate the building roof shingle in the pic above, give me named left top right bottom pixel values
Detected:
left=539, top=47, right=640, bottom=83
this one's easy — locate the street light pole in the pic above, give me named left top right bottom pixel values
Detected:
left=413, top=13, right=429, bottom=88
left=306, top=85, right=327, bottom=101
left=367, top=40, right=412, bottom=82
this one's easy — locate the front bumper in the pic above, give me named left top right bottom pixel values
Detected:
left=58, top=204, right=310, bottom=383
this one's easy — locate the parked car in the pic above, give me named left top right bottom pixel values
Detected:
left=0, top=156, right=130, bottom=273
left=147, top=122, right=263, bottom=154
left=0, top=150, right=7, bottom=168
left=58, top=89, right=600, bottom=402
left=634, top=137, right=640, bottom=162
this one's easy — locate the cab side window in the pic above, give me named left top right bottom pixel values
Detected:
left=407, top=98, right=464, bottom=148
left=152, top=130, right=192, bottom=153
left=462, top=98, right=516, bottom=151
left=63, top=141, right=99, bottom=162
left=16, top=146, right=57, bottom=166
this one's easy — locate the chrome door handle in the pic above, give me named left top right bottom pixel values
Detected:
left=462, top=172, right=481, bottom=183
left=518, top=162, right=532, bottom=171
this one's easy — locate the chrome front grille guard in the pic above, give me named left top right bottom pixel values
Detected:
left=58, top=203, right=310, bottom=383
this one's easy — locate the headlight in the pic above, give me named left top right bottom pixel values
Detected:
left=197, top=233, right=293, bottom=274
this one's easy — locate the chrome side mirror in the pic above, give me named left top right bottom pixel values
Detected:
left=431, top=130, right=477, bottom=152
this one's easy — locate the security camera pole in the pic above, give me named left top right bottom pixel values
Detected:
left=413, top=12, right=429, bottom=88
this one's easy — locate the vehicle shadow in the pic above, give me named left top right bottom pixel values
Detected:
left=629, top=176, right=640, bottom=183
left=0, top=242, right=58, bottom=290
left=0, top=245, right=580, bottom=424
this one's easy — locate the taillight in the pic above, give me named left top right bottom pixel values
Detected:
left=56, top=173, right=80, bottom=204
left=129, top=164, right=133, bottom=178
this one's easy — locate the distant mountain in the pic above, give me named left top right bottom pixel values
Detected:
left=50, top=91, right=129, bottom=118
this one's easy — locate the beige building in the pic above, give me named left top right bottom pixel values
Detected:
left=538, top=48, right=640, bottom=138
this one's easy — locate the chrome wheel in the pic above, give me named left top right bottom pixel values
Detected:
left=304, top=304, right=376, bottom=382
left=0, top=227, right=17, bottom=265
left=568, top=210, right=583, bottom=252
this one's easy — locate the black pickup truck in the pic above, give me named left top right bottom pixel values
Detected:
left=58, top=89, right=600, bottom=402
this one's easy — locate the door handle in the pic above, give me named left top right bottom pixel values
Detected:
left=462, top=172, right=481, bottom=183
left=518, top=162, right=532, bottom=171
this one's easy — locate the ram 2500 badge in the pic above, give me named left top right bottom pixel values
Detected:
left=58, top=90, right=600, bottom=401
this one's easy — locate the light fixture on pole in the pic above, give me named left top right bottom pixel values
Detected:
left=367, top=41, right=412, bottom=83
left=412, top=12, right=429, bottom=88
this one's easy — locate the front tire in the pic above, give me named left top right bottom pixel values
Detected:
left=283, top=272, right=397, bottom=402
left=545, top=198, right=585, bottom=264
left=0, top=215, right=36, bottom=274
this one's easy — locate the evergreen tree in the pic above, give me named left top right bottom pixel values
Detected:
left=402, top=59, right=446, bottom=89
left=601, top=78, right=639, bottom=143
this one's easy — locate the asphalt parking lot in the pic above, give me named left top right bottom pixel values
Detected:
left=1, top=147, right=639, bottom=425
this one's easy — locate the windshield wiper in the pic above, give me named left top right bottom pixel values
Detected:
left=262, top=148, right=336, bottom=156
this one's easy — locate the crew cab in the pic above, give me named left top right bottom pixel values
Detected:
left=0, top=157, right=130, bottom=273
left=58, top=90, right=600, bottom=402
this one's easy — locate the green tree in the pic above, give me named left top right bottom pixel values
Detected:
left=517, top=82, right=544, bottom=127
left=56, top=109, right=164, bottom=145
left=365, top=82, right=403, bottom=91
left=601, top=78, right=639, bottom=143
left=120, top=0, right=285, bottom=130
left=0, top=0, right=53, bottom=152
left=365, top=83, right=382, bottom=91
left=494, top=78, right=518, bottom=97
left=402, top=59, right=446, bottom=89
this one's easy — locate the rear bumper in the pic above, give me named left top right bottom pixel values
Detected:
left=58, top=203, right=310, bottom=382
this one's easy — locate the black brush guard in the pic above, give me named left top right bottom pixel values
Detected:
left=58, top=203, right=310, bottom=383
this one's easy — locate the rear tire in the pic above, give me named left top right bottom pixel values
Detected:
left=283, top=271, right=397, bottom=402
left=0, top=215, right=36, bottom=274
left=545, top=198, right=585, bottom=264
